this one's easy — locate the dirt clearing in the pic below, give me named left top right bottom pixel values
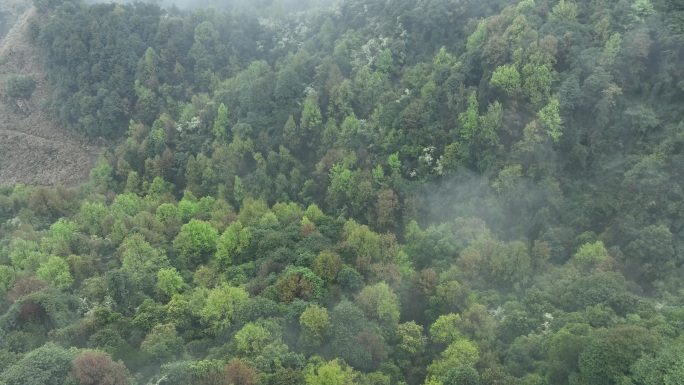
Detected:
left=0, top=2, right=100, bottom=186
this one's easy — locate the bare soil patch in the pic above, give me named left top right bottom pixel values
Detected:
left=0, top=3, right=100, bottom=186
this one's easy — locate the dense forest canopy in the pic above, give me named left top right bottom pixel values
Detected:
left=1, top=0, right=684, bottom=384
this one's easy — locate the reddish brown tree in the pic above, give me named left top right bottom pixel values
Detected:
left=7, top=277, right=47, bottom=302
left=225, top=359, right=259, bottom=385
left=72, top=351, right=129, bottom=385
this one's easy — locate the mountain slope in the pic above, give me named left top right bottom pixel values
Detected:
left=0, top=3, right=99, bottom=185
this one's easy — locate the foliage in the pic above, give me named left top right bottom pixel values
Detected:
left=0, top=0, right=683, bottom=384
left=72, top=350, right=130, bottom=385
left=5, top=75, right=36, bottom=99
left=0, top=343, right=74, bottom=385
left=199, top=284, right=249, bottom=335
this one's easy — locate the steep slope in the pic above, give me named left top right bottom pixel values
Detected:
left=0, top=3, right=99, bottom=186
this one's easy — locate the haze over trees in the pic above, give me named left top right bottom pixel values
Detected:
left=1, top=0, right=684, bottom=384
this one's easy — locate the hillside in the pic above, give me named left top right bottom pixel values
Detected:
left=0, top=0, right=683, bottom=384
left=0, top=2, right=98, bottom=185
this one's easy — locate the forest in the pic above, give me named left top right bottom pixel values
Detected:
left=1, top=0, right=684, bottom=383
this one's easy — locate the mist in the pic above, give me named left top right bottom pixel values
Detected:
left=84, top=0, right=336, bottom=14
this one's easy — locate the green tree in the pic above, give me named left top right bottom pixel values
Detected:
left=233, top=175, right=245, bottom=205
left=543, top=323, right=592, bottom=385
left=575, top=326, right=660, bottom=385
left=375, top=49, right=394, bottom=74
left=631, top=0, right=654, bottom=22
left=631, top=342, right=684, bottom=385
left=550, top=0, right=579, bottom=22
left=36, top=256, right=73, bottom=290
left=624, top=225, right=674, bottom=265
left=120, top=234, right=170, bottom=293
left=235, top=323, right=272, bottom=356
left=300, top=304, right=331, bottom=340
left=0, top=343, right=74, bottom=385
left=522, top=54, right=555, bottom=106
left=5, top=74, right=35, bottom=99
left=430, top=313, right=463, bottom=345
left=427, top=339, right=480, bottom=378
left=355, top=282, right=401, bottom=325
left=537, top=98, right=563, bottom=142
left=570, top=241, right=609, bottom=271
left=490, top=64, right=521, bottom=95
left=283, top=114, right=300, bottom=150
left=199, top=283, right=249, bottom=335
left=140, top=323, right=185, bottom=364
left=214, top=220, right=251, bottom=268
left=459, top=91, right=480, bottom=144
left=156, top=267, right=184, bottom=298
left=397, top=321, right=426, bottom=357
left=213, top=103, right=230, bottom=143
left=301, top=97, right=322, bottom=132
left=173, top=219, right=219, bottom=266
left=305, top=359, right=357, bottom=385
left=76, top=201, right=108, bottom=237
left=439, top=365, right=480, bottom=385
left=312, top=250, right=344, bottom=282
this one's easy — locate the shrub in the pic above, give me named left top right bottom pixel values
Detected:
left=5, top=75, right=36, bottom=99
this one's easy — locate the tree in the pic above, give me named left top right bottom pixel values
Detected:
left=631, top=0, right=654, bottom=22
left=631, top=342, right=684, bottom=385
left=427, top=339, right=480, bottom=378
left=0, top=343, right=73, bottom=385
left=213, top=103, right=230, bottom=143
left=276, top=267, right=325, bottom=303
left=199, top=283, right=249, bottom=335
left=283, top=114, right=300, bottom=150
left=235, top=322, right=272, bottom=356
left=570, top=241, right=609, bottom=271
left=140, top=323, right=185, bottom=364
left=550, top=0, right=579, bottom=22
left=375, top=48, right=394, bottom=73
left=328, top=300, right=376, bottom=369
left=459, top=90, right=480, bottom=144
left=5, top=74, right=36, bottom=99
left=225, top=359, right=260, bottom=385
left=300, top=304, right=331, bottom=341
left=543, top=323, right=592, bottom=385
left=119, top=234, right=170, bottom=294
left=156, top=267, right=184, bottom=298
left=76, top=202, right=108, bottom=237
left=312, top=250, right=344, bottom=282
left=89, top=160, right=114, bottom=193
left=575, top=325, right=660, bottom=385
left=72, top=351, right=130, bottom=385
left=429, top=313, right=463, bottom=345
left=439, top=365, right=480, bottom=385
left=0, top=265, right=16, bottom=296
left=490, top=64, right=521, bottom=95
left=36, top=256, right=73, bottom=290
left=355, top=282, right=401, bottom=325
left=537, top=98, right=563, bottom=142
left=375, top=189, right=400, bottom=231
left=522, top=54, right=555, bottom=106
left=305, top=359, right=357, bottom=385
left=624, top=225, right=674, bottom=265
left=173, top=219, right=219, bottom=266
left=270, top=368, right=305, bottom=385
left=215, top=220, right=251, bottom=268
left=301, top=97, right=322, bottom=132
left=397, top=321, right=426, bottom=357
